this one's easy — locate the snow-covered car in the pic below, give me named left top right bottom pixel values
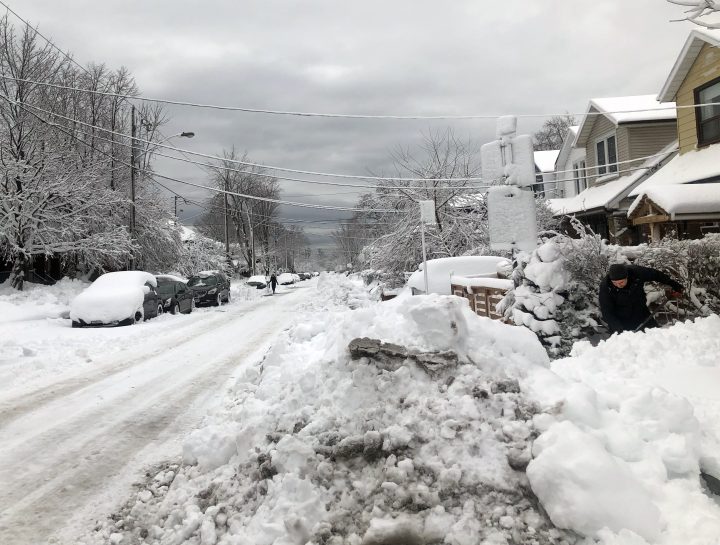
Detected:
left=277, top=272, right=296, bottom=285
left=187, top=271, right=231, bottom=306
left=70, top=271, right=163, bottom=327
left=155, top=274, right=194, bottom=314
left=246, top=275, right=269, bottom=289
left=406, top=256, right=512, bottom=295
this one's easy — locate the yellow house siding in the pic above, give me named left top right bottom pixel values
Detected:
left=676, top=42, right=720, bottom=154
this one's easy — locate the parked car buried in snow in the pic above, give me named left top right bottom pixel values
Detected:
left=70, top=271, right=163, bottom=327
left=246, top=275, right=269, bottom=289
left=277, top=272, right=297, bottom=285
left=155, top=274, right=195, bottom=314
left=187, top=271, right=231, bottom=306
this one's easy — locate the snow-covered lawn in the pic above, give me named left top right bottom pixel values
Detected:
left=78, top=274, right=720, bottom=545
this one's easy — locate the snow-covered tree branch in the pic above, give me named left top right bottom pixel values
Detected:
left=667, top=0, right=720, bottom=28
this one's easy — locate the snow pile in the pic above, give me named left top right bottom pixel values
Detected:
left=82, top=274, right=720, bottom=545
left=523, top=315, right=720, bottom=544
left=406, top=256, right=510, bottom=295
left=0, top=277, right=87, bottom=323
left=70, top=271, right=157, bottom=323
left=86, top=275, right=577, bottom=545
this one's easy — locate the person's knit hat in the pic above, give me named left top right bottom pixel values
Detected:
left=608, top=263, right=628, bottom=280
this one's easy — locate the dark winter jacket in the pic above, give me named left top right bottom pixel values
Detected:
left=598, top=265, right=683, bottom=333
left=270, top=275, right=277, bottom=287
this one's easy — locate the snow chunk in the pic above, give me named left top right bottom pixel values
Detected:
left=183, top=424, right=238, bottom=470
left=527, top=421, right=661, bottom=542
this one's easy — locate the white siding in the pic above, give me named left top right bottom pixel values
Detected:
left=556, top=148, right=587, bottom=198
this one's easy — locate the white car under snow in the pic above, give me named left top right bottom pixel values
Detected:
left=70, top=271, right=163, bottom=327
left=406, top=256, right=512, bottom=295
left=277, top=273, right=297, bottom=285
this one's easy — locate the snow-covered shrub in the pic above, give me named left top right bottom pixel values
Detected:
left=501, top=221, right=620, bottom=357
left=173, top=236, right=229, bottom=277
left=633, top=234, right=720, bottom=317
left=503, top=224, right=720, bottom=357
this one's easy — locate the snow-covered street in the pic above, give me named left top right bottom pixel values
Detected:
left=0, top=280, right=316, bottom=545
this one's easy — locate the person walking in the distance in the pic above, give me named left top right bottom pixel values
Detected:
left=270, top=273, right=278, bottom=295
left=599, top=263, right=683, bottom=334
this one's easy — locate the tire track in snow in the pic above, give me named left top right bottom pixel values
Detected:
left=0, top=285, right=311, bottom=545
left=0, top=300, right=258, bottom=428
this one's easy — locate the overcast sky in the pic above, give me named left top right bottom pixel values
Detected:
left=7, top=0, right=697, bottom=246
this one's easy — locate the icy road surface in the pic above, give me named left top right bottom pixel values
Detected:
left=0, top=282, right=315, bottom=545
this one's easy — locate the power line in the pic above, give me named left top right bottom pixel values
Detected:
left=11, top=98, right=676, bottom=188
left=0, top=2, right=90, bottom=75
left=0, top=74, right=693, bottom=121
left=2, top=95, right=403, bottom=214
left=15, top=101, right=494, bottom=189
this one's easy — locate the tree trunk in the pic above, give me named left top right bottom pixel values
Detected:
left=9, top=254, right=26, bottom=291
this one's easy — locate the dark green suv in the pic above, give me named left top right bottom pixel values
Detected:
left=187, top=271, right=231, bottom=306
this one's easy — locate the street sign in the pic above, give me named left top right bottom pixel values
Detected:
left=481, top=117, right=536, bottom=187
left=487, top=186, right=537, bottom=251
left=419, top=200, right=436, bottom=225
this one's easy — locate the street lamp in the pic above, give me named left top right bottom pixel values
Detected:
left=129, top=105, right=194, bottom=268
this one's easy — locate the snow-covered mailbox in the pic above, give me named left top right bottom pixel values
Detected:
left=407, top=256, right=512, bottom=319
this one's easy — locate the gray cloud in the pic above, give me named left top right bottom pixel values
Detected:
left=12, top=0, right=696, bottom=247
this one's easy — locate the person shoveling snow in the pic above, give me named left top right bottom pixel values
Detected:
left=599, top=263, right=684, bottom=334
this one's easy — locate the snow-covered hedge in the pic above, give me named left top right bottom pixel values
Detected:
left=502, top=227, right=720, bottom=358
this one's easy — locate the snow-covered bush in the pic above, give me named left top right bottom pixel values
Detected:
left=503, top=225, right=720, bottom=357
left=173, top=235, right=229, bottom=277
left=633, top=234, right=720, bottom=317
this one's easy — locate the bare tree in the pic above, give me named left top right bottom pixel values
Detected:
left=351, top=129, right=489, bottom=278
left=667, top=1, right=720, bottom=28
left=0, top=16, right=179, bottom=287
left=532, top=114, right=576, bottom=151
left=207, top=149, right=280, bottom=273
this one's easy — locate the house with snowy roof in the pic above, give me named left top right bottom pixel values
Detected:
left=627, top=29, right=720, bottom=242
left=553, top=126, right=586, bottom=199
left=533, top=150, right=560, bottom=198
left=548, top=95, right=678, bottom=244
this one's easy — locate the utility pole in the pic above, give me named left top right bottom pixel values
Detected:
left=129, top=105, right=137, bottom=270
left=223, top=175, right=230, bottom=264
left=174, top=195, right=180, bottom=217
left=243, top=203, right=256, bottom=275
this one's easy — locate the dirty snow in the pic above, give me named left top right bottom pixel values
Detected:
left=78, top=274, right=720, bottom=545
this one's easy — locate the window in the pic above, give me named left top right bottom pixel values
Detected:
left=696, top=78, right=720, bottom=146
left=595, top=135, right=618, bottom=176
left=573, top=160, right=587, bottom=194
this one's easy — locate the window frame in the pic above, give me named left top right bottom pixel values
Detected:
left=573, top=159, right=587, bottom=194
left=694, top=75, right=720, bottom=147
left=594, top=132, right=618, bottom=177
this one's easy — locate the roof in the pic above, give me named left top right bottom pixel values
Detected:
left=549, top=141, right=677, bottom=216
left=534, top=150, right=560, bottom=173
left=628, top=183, right=720, bottom=219
left=576, top=96, right=676, bottom=148
left=658, top=29, right=720, bottom=103
left=629, top=143, right=720, bottom=196
left=554, top=126, right=582, bottom=171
